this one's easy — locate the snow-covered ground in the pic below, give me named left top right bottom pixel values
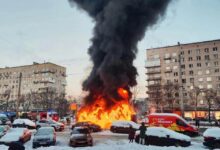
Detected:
left=0, top=128, right=214, bottom=150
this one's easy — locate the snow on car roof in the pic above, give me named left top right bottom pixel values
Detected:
left=0, top=128, right=26, bottom=142
left=136, top=127, right=190, bottom=142
left=203, top=127, right=220, bottom=139
left=111, top=120, right=140, bottom=129
left=13, top=118, right=35, bottom=126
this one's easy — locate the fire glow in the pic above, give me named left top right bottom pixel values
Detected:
left=77, top=88, right=135, bottom=129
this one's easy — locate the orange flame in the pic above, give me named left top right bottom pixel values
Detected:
left=77, top=88, right=135, bottom=129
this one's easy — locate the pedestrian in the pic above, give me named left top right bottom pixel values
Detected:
left=8, top=138, right=25, bottom=150
left=128, top=125, right=135, bottom=143
left=195, top=118, right=200, bottom=128
left=139, top=122, right=146, bottom=145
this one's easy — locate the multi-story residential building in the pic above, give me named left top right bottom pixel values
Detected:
left=146, top=39, right=220, bottom=115
left=0, top=62, right=66, bottom=110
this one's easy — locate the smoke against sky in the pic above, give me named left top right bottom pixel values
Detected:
left=69, top=0, right=171, bottom=104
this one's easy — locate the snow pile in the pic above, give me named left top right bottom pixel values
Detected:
left=111, top=120, right=140, bottom=129
left=136, top=127, right=191, bottom=142
left=0, top=128, right=26, bottom=142
left=13, top=119, right=36, bottom=127
left=203, top=127, right=220, bottom=139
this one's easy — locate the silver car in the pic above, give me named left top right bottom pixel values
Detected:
left=32, top=127, right=56, bottom=148
left=36, top=120, right=64, bottom=131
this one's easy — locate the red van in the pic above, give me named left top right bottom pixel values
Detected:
left=148, top=113, right=198, bottom=136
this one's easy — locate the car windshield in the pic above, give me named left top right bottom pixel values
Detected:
left=72, top=128, right=89, bottom=134
left=36, top=129, right=53, bottom=135
left=0, top=127, right=4, bottom=132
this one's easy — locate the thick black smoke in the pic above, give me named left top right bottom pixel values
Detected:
left=69, top=0, right=171, bottom=105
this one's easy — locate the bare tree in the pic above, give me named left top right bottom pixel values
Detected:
left=204, top=88, right=218, bottom=122
left=162, top=82, right=180, bottom=112
left=189, top=86, right=203, bottom=119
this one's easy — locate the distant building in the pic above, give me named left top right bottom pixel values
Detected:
left=146, top=39, right=220, bottom=114
left=0, top=62, right=66, bottom=110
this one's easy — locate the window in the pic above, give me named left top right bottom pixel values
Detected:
left=181, top=65, right=185, bottom=69
left=198, top=78, right=203, bottom=82
left=206, top=70, right=210, bottom=74
left=180, top=51, right=184, bottom=55
left=188, top=57, right=193, bottom=61
left=189, top=70, right=194, bottom=75
left=207, top=84, right=212, bottom=89
left=190, top=78, right=194, bottom=83
left=207, top=77, right=212, bottom=81
left=214, top=61, right=219, bottom=66
left=196, top=56, right=201, bottom=60
left=182, top=79, right=186, bottom=83
left=174, top=79, right=178, bottom=83
left=213, top=47, right=218, bottom=51
left=165, top=60, right=170, bottom=64
left=204, top=48, right=209, bottom=53
left=206, top=62, right=210, bottom=67
left=181, top=71, right=185, bottom=75
left=165, top=53, right=170, bottom=58
left=215, top=69, right=219, bottom=73
left=197, top=63, right=201, bottom=67
left=173, top=66, right=178, bottom=70
left=200, top=100, right=204, bottom=105
left=218, top=76, right=220, bottom=81
left=199, top=85, right=203, bottom=89
left=172, top=53, right=177, bottom=57
left=205, top=55, right=210, bottom=60
left=174, top=72, right=178, bottom=76
left=196, top=49, right=200, bottom=54
left=189, top=64, right=193, bottom=68
left=166, top=66, right=170, bottom=70
left=176, top=119, right=187, bottom=127
left=188, top=50, right=192, bottom=54
left=214, top=54, right=218, bottom=59
left=198, top=71, right=202, bottom=75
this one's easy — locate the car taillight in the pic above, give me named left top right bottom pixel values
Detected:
left=204, top=136, right=216, bottom=141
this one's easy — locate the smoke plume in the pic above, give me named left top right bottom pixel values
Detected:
left=69, top=0, right=171, bottom=105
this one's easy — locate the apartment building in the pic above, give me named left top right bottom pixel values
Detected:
left=146, top=39, right=220, bottom=112
left=0, top=62, right=66, bottom=102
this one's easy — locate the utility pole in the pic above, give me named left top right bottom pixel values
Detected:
left=178, top=43, right=184, bottom=117
left=16, top=72, right=22, bottom=118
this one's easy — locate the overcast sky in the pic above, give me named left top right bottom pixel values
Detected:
left=0, top=0, right=220, bottom=99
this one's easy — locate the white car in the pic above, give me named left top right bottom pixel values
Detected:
left=110, top=120, right=140, bottom=133
left=0, top=128, right=31, bottom=144
left=36, top=120, right=64, bottom=131
left=13, top=119, right=36, bottom=129
left=135, top=127, right=191, bottom=147
left=203, top=127, right=220, bottom=148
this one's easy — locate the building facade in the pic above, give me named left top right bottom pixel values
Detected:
left=146, top=39, right=220, bottom=114
left=0, top=62, right=66, bottom=110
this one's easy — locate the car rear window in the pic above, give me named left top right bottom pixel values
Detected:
left=72, top=128, right=89, bottom=134
left=36, top=129, right=53, bottom=135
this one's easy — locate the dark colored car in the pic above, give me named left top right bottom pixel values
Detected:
left=203, top=128, right=220, bottom=149
left=110, top=120, right=140, bottom=134
left=135, top=127, right=191, bottom=147
left=33, top=127, right=56, bottom=148
left=0, top=114, right=11, bottom=126
left=71, top=121, right=101, bottom=132
left=69, top=126, right=93, bottom=147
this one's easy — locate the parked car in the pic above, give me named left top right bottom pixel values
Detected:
left=0, top=114, right=11, bottom=126
left=203, top=127, right=220, bottom=149
left=135, top=127, right=191, bottom=147
left=148, top=113, right=198, bottom=136
left=0, top=125, right=9, bottom=138
left=0, top=128, right=31, bottom=144
left=32, top=127, right=56, bottom=148
left=110, top=120, right=140, bottom=133
left=13, top=118, right=36, bottom=129
left=36, top=119, right=64, bottom=131
left=71, top=121, right=101, bottom=132
left=69, top=126, right=93, bottom=147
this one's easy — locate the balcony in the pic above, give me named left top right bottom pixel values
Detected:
left=146, top=69, right=161, bottom=75
left=146, top=77, right=161, bottom=81
left=34, top=70, right=56, bottom=74
left=145, top=59, right=160, bottom=68
left=33, top=78, right=55, bottom=84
